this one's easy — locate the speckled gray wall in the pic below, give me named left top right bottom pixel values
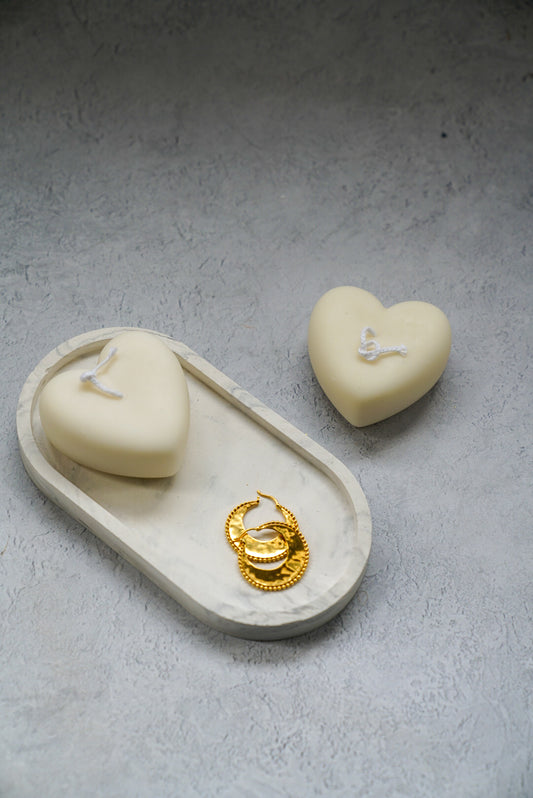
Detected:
left=1, top=1, right=532, bottom=796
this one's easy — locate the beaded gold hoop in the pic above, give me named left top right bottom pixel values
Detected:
left=225, top=492, right=309, bottom=591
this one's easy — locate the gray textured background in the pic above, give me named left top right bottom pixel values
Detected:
left=1, top=1, right=532, bottom=796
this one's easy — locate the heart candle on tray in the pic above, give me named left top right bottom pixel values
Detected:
left=308, top=287, right=451, bottom=426
left=39, top=331, right=190, bottom=477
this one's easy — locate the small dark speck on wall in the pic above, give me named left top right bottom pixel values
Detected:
left=441, top=132, right=448, bottom=138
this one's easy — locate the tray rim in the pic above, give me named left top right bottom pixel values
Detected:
left=16, top=326, right=372, bottom=639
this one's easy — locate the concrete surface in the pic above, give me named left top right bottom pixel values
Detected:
left=1, top=0, right=532, bottom=796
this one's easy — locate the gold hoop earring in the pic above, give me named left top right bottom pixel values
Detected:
left=225, top=492, right=309, bottom=591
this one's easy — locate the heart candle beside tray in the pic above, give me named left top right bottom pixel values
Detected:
left=308, top=287, right=452, bottom=426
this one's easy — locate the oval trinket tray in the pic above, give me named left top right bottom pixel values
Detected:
left=17, top=328, right=372, bottom=639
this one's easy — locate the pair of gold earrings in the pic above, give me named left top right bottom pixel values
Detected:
left=225, top=491, right=309, bottom=591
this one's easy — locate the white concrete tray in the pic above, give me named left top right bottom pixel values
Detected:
left=16, top=327, right=372, bottom=640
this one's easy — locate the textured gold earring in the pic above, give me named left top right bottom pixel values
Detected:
left=225, top=491, right=309, bottom=591
left=226, top=494, right=288, bottom=563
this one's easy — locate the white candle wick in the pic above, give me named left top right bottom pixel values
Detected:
left=80, top=347, right=124, bottom=398
left=358, top=327, right=407, bottom=362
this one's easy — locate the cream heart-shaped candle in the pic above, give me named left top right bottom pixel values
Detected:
left=308, top=287, right=451, bottom=427
left=39, top=331, right=190, bottom=477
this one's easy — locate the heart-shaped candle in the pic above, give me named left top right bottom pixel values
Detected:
left=308, top=287, right=451, bottom=426
left=39, top=331, right=190, bottom=477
